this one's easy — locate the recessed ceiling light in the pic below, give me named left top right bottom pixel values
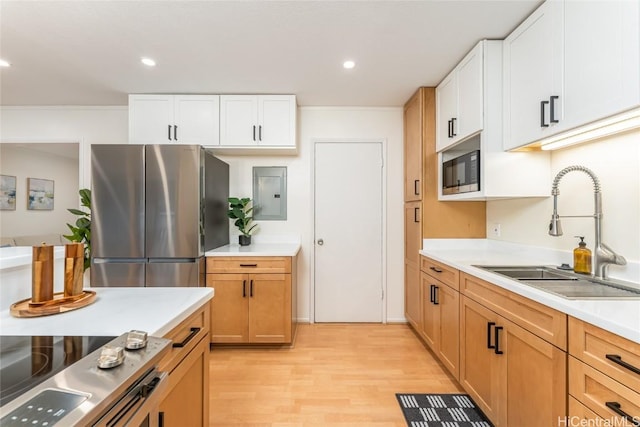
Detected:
left=0, top=59, right=10, bottom=67
left=343, top=60, right=355, bottom=69
left=141, top=57, right=156, bottom=67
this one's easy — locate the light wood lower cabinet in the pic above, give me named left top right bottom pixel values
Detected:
left=404, top=261, right=422, bottom=332
left=568, top=317, right=640, bottom=426
left=421, top=271, right=459, bottom=379
left=460, top=295, right=567, bottom=426
left=206, top=256, right=296, bottom=344
left=158, top=302, right=210, bottom=426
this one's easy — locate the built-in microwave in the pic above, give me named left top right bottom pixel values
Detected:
left=442, top=150, right=480, bottom=195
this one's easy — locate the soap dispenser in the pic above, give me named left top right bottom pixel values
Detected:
left=573, top=236, right=592, bottom=274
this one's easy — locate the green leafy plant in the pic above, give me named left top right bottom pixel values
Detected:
left=227, top=197, right=257, bottom=237
left=63, top=188, right=91, bottom=271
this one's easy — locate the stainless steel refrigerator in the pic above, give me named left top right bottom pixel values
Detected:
left=90, top=144, right=229, bottom=287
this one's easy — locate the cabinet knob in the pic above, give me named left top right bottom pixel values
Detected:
left=317, top=239, right=324, bottom=246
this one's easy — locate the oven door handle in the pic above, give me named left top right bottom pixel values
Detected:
left=93, top=370, right=168, bottom=427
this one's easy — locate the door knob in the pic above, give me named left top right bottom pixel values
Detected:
left=317, top=239, right=324, bottom=246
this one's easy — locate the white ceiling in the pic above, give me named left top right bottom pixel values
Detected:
left=0, top=0, right=542, bottom=107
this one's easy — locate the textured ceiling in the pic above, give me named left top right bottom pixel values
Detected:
left=0, top=0, right=541, bottom=107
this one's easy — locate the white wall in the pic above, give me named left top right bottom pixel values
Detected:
left=487, top=128, right=640, bottom=280
left=0, top=145, right=78, bottom=238
left=219, top=107, right=405, bottom=322
left=0, top=106, right=129, bottom=188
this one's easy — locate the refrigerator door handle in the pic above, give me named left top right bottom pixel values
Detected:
left=146, top=258, right=198, bottom=263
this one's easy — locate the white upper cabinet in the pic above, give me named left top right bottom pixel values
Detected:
left=129, top=94, right=220, bottom=145
left=503, top=0, right=639, bottom=151
left=436, top=42, right=483, bottom=151
left=219, top=95, right=296, bottom=150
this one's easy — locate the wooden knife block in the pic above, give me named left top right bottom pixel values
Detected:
left=64, top=243, right=85, bottom=297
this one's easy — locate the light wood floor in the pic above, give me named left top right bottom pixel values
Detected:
left=209, top=323, right=463, bottom=426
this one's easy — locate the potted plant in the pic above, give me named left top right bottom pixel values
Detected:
left=228, top=197, right=257, bottom=246
left=63, top=188, right=91, bottom=271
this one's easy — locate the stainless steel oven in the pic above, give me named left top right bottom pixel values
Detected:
left=0, top=333, right=171, bottom=427
left=442, top=149, right=480, bottom=195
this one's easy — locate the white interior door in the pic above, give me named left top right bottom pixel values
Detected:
left=314, top=142, right=383, bottom=322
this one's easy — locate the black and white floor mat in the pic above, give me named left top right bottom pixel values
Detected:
left=396, top=393, right=493, bottom=427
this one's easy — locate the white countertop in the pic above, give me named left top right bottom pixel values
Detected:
left=0, top=287, right=213, bottom=337
left=206, top=242, right=300, bottom=257
left=420, top=239, right=640, bottom=344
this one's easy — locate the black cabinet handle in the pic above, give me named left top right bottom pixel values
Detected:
left=250, top=280, right=254, bottom=297
left=429, top=266, right=443, bottom=273
left=414, top=180, right=420, bottom=196
left=447, top=119, right=452, bottom=138
left=253, top=125, right=256, bottom=141
left=606, top=354, right=640, bottom=375
left=259, top=125, right=262, bottom=141
left=159, top=411, right=165, bottom=427
left=172, top=327, right=200, bottom=348
left=174, top=125, right=178, bottom=141
left=168, top=124, right=172, bottom=140
left=550, top=96, right=559, bottom=123
left=240, top=263, right=258, bottom=267
left=433, top=286, right=439, bottom=305
left=540, top=100, right=549, bottom=127
left=242, top=280, right=246, bottom=298
left=487, top=322, right=496, bottom=349
left=605, top=402, right=639, bottom=426
left=429, top=284, right=434, bottom=303
left=451, top=118, right=457, bottom=137
left=494, top=326, right=504, bottom=355
left=414, top=207, right=420, bottom=223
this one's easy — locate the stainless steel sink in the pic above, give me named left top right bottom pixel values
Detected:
left=474, top=265, right=640, bottom=300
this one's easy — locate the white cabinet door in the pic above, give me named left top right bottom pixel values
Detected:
left=562, top=0, right=640, bottom=132
left=173, top=95, right=220, bottom=146
left=503, top=0, right=563, bottom=151
left=456, top=43, right=483, bottom=140
left=219, top=95, right=258, bottom=146
left=258, top=95, right=295, bottom=147
left=436, top=72, right=457, bottom=151
left=129, top=95, right=174, bottom=144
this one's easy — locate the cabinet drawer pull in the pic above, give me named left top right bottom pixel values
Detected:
left=540, top=100, right=549, bottom=127
left=429, top=266, right=443, bottom=273
left=414, top=207, right=420, bottom=223
left=494, top=326, right=504, bottom=355
left=606, top=354, right=640, bottom=375
left=159, top=412, right=165, bottom=427
left=242, top=280, right=246, bottom=298
left=168, top=124, right=172, bottom=140
left=414, top=180, right=420, bottom=196
left=433, top=285, right=439, bottom=305
left=487, top=322, right=496, bottom=349
left=451, top=117, right=457, bottom=137
left=429, top=284, right=434, bottom=303
left=174, top=125, right=178, bottom=141
left=447, top=119, right=452, bottom=138
left=550, top=96, right=559, bottom=123
left=259, top=125, right=262, bottom=141
left=253, top=125, right=256, bottom=141
left=605, top=402, right=639, bottom=426
left=240, top=263, right=258, bottom=267
left=250, top=280, right=254, bottom=297
left=172, top=327, right=200, bottom=348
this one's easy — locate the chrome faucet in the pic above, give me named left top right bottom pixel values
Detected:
left=549, top=165, right=626, bottom=279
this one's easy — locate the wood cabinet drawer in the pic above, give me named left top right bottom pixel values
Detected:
left=206, top=256, right=291, bottom=273
left=159, top=304, right=210, bottom=374
left=569, top=317, right=640, bottom=393
left=420, top=256, right=459, bottom=290
left=569, top=396, right=607, bottom=424
left=569, top=356, right=640, bottom=426
left=461, top=272, right=567, bottom=350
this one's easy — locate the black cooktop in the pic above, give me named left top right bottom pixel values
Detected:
left=0, top=336, right=115, bottom=407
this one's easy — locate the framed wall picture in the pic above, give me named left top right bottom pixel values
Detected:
left=27, top=178, right=55, bottom=210
left=0, top=175, right=17, bottom=210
